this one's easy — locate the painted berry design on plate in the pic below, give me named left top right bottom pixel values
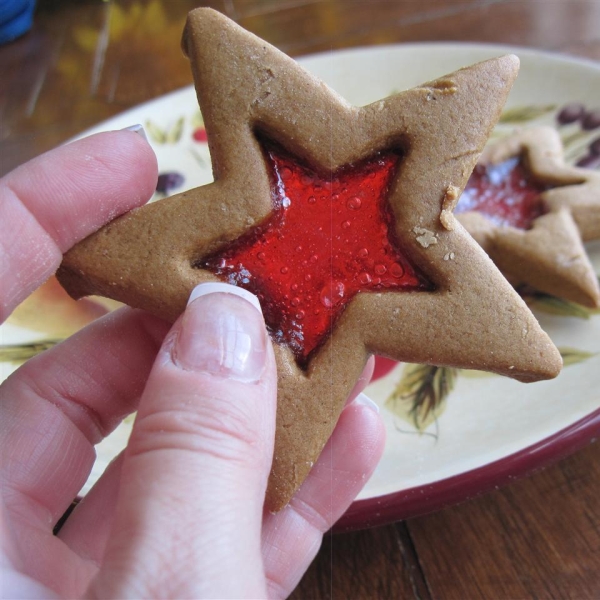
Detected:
left=557, top=103, right=586, bottom=125
left=191, top=110, right=207, bottom=143
left=579, top=137, right=600, bottom=167
left=156, top=171, right=185, bottom=195
left=582, top=109, right=600, bottom=131
left=192, top=128, right=207, bottom=142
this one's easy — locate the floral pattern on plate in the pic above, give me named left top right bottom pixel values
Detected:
left=2, top=44, right=599, bottom=527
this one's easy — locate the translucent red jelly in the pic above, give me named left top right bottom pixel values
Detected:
left=457, top=157, right=550, bottom=229
left=200, top=144, right=431, bottom=367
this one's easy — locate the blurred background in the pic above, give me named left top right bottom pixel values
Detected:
left=1, top=0, right=600, bottom=178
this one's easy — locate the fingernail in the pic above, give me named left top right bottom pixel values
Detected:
left=187, top=282, right=262, bottom=314
left=173, top=283, right=267, bottom=383
left=352, top=392, right=380, bottom=413
left=121, top=124, right=147, bottom=141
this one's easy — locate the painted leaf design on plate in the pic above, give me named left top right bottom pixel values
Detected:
left=189, top=147, right=207, bottom=167
left=498, top=104, right=556, bottom=124
left=191, top=110, right=205, bottom=128
left=0, top=340, right=60, bottom=365
left=166, top=117, right=185, bottom=144
left=558, top=347, right=597, bottom=366
left=385, top=364, right=456, bottom=431
left=561, top=130, right=589, bottom=150
left=145, top=119, right=166, bottom=144
left=145, top=117, right=185, bottom=144
left=526, top=293, right=596, bottom=319
left=458, top=368, right=495, bottom=379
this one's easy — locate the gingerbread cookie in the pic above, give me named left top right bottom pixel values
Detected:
left=456, top=126, right=600, bottom=307
left=57, top=8, right=562, bottom=511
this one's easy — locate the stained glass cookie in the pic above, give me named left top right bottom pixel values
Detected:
left=57, top=9, right=562, bottom=510
left=456, top=126, right=600, bottom=307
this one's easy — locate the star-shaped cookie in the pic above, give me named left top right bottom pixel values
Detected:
left=456, top=126, right=600, bottom=307
left=57, top=8, right=561, bottom=510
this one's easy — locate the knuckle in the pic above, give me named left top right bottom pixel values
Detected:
left=129, top=397, right=264, bottom=467
left=290, top=495, right=332, bottom=533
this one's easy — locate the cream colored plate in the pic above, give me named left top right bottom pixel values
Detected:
left=1, top=43, right=598, bottom=527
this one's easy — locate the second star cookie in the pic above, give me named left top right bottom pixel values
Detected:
left=456, top=126, right=600, bottom=307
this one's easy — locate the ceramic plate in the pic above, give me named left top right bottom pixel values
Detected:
left=1, top=43, right=599, bottom=531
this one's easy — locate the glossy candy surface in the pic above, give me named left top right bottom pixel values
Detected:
left=202, top=144, right=430, bottom=366
left=457, top=157, right=550, bottom=229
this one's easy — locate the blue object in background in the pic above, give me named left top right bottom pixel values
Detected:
left=0, top=0, right=36, bottom=44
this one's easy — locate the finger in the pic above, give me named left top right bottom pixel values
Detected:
left=57, top=453, right=125, bottom=567
left=0, top=569, right=59, bottom=600
left=0, top=129, right=157, bottom=321
left=60, top=357, right=377, bottom=569
left=0, top=308, right=169, bottom=527
left=262, top=397, right=385, bottom=599
left=58, top=357, right=376, bottom=573
left=88, top=284, right=277, bottom=600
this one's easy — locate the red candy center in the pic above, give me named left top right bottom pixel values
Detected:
left=457, top=157, right=550, bottom=229
left=200, top=143, right=431, bottom=367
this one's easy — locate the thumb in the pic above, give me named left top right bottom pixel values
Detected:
left=88, top=283, right=277, bottom=600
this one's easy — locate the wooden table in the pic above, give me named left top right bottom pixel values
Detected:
left=2, top=1, right=599, bottom=597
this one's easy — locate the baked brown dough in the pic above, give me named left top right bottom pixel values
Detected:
left=57, top=8, right=562, bottom=510
left=457, top=126, right=600, bottom=307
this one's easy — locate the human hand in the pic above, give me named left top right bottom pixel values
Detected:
left=0, top=131, right=386, bottom=599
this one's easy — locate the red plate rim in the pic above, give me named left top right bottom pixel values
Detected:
left=335, top=406, right=600, bottom=532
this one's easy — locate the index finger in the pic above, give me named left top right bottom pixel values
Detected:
left=0, top=129, right=157, bottom=322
